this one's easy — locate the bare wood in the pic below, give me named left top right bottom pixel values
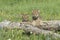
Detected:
left=0, top=20, right=60, bottom=38
left=41, top=20, right=60, bottom=31
left=19, top=24, right=60, bottom=38
left=20, top=20, right=60, bottom=31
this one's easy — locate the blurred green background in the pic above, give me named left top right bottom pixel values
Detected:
left=0, top=0, right=60, bottom=22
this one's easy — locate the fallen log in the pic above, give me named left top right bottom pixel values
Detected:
left=19, top=21, right=60, bottom=31
left=0, top=20, right=60, bottom=31
left=0, top=20, right=60, bottom=38
left=41, top=20, right=60, bottom=31
left=19, top=23, right=60, bottom=38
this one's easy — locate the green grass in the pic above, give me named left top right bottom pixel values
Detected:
left=0, top=28, right=60, bottom=40
left=0, top=0, right=60, bottom=21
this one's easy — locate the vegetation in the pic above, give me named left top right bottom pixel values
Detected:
left=0, top=0, right=60, bottom=40
left=0, top=0, right=60, bottom=21
left=0, top=28, right=60, bottom=40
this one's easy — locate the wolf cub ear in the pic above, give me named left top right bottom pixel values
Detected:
left=32, top=9, right=40, bottom=13
left=38, top=10, right=40, bottom=13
